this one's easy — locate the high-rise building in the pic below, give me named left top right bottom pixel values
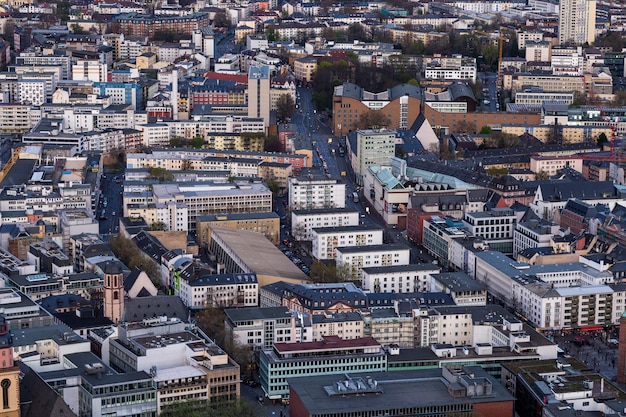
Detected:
left=558, top=0, right=596, bottom=45
left=248, top=64, right=271, bottom=127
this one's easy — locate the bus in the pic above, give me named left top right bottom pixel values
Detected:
left=352, top=192, right=359, bottom=203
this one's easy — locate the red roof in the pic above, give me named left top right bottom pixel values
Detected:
left=203, top=72, right=248, bottom=85
left=274, top=336, right=380, bottom=353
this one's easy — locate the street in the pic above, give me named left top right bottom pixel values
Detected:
left=98, top=173, right=124, bottom=236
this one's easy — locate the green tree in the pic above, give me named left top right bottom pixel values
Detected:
left=276, top=93, right=295, bottom=123
left=148, top=167, right=175, bottom=182
left=358, top=110, right=390, bottom=129
left=57, top=0, right=70, bottom=22
left=486, top=167, right=509, bottom=177
left=535, top=170, right=550, bottom=180
left=70, top=23, right=85, bottom=34
left=598, top=132, right=609, bottom=148
left=161, top=399, right=258, bottom=417
left=150, top=221, right=167, bottom=231
left=264, top=178, right=280, bottom=195
left=480, top=125, right=492, bottom=134
left=190, top=136, right=205, bottom=149
left=170, top=136, right=185, bottom=147
left=213, top=10, right=231, bottom=28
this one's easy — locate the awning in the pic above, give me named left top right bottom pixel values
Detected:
left=580, top=325, right=604, bottom=332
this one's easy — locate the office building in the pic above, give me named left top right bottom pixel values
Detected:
left=361, top=264, right=441, bottom=293
left=336, top=244, right=411, bottom=280
left=311, top=225, right=383, bottom=260
left=290, top=209, right=360, bottom=241
left=248, top=65, right=271, bottom=127
left=347, top=129, right=396, bottom=185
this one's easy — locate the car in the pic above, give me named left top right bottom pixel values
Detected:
left=257, top=396, right=264, bottom=403
left=99, top=215, right=108, bottom=220
left=112, top=211, right=116, bottom=216
left=248, top=381, right=259, bottom=388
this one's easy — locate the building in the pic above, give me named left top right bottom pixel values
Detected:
left=290, top=208, right=360, bottom=241
left=347, top=129, right=396, bottom=184
left=430, top=272, right=487, bottom=306
left=207, top=226, right=309, bottom=286
left=0, top=317, right=19, bottom=417
left=332, top=83, right=422, bottom=135
left=361, top=264, right=441, bottom=293
left=288, top=366, right=515, bottom=417
left=463, top=209, right=517, bottom=254
left=179, top=273, right=258, bottom=309
left=362, top=165, right=411, bottom=226
left=248, top=64, right=271, bottom=127
left=107, top=317, right=240, bottom=412
left=311, top=225, right=384, bottom=260
left=225, top=306, right=297, bottom=350
left=103, top=263, right=124, bottom=323
left=336, top=243, right=411, bottom=280
left=513, top=219, right=560, bottom=256
left=424, top=55, right=477, bottom=82
left=288, top=176, right=346, bottom=210
left=559, top=0, right=596, bottom=45
left=111, top=12, right=210, bottom=37
left=259, top=336, right=387, bottom=400
left=196, top=212, right=280, bottom=247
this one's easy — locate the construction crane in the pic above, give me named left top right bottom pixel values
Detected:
left=0, top=147, right=22, bottom=185
left=472, top=28, right=505, bottom=86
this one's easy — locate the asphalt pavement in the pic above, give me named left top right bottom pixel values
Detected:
left=98, top=173, right=124, bottom=236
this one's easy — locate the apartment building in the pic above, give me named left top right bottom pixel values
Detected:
left=288, top=176, right=346, bottom=210
left=293, top=57, right=317, bottom=83
left=126, top=151, right=261, bottom=177
left=311, top=225, right=384, bottom=260
left=291, top=208, right=359, bottom=241
left=111, top=12, right=210, bottom=37
left=530, top=154, right=584, bottom=175
left=430, top=272, right=487, bottom=306
left=361, top=264, right=441, bottom=293
left=348, top=129, right=397, bottom=184
left=336, top=243, right=411, bottom=280
left=424, top=55, right=477, bottom=82
left=248, top=64, right=271, bottom=126
left=0, top=104, right=32, bottom=133
left=513, top=219, right=560, bottom=256
left=178, top=272, right=258, bottom=309
left=225, top=306, right=300, bottom=350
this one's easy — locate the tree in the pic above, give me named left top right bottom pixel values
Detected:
left=535, top=170, right=549, bottom=180
left=70, top=23, right=85, bottom=34
left=148, top=167, right=175, bottom=182
left=479, top=125, right=492, bottom=134
left=108, top=234, right=161, bottom=286
left=56, top=0, right=70, bottom=22
left=358, top=110, right=390, bottom=129
left=190, top=136, right=205, bottom=149
left=213, top=10, right=231, bottom=28
left=486, top=167, right=509, bottom=177
left=572, top=91, right=588, bottom=107
left=170, top=136, right=185, bottom=148
left=598, top=132, right=609, bottom=148
left=264, top=178, right=280, bottom=195
left=276, top=94, right=295, bottom=123
left=151, top=221, right=167, bottom=231
left=161, top=399, right=259, bottom=417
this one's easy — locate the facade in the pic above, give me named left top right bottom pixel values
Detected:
left=422, top=216, right=467, bottom=267
left=107, top=318, right=240, bottom=411
left=311, top=225, right=384, bottom=260
left=361, top=264, right=441, bottom=293
left=103, top=263, right=124, bottom=323
left=558, top=0, right=596, bottom=45
left=291, top=209, right=360, bottom=241
left=430, top=272, right=487, bottom=306
left=225, top=306, right=298, bottom=350
left=288, top=176, right=346, bottom=210
left=513, top=219, right=560, bottom=256
left=0, top=318, right=19, bottom=417
left=332, top=83, right=422, bottom=135
left=179, top=273, right=258, bottom=309
left=247, top=64, right=271, bottom=126
left=362, top=165, right=411, bottom=227
left=350, top=130, right=396, bottom=184
left=259, top=336, right=386, bottom=400
left=336, top=244, right=411, bottom=280
left=463, top=209, right=517, bottom=254
left=111, top=12, right=210, bottom=37
left=196, top=212, right=280, bottom=247
left=424, top=56, right=477, bottom=82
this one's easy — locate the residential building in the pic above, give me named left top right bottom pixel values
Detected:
left=361, top=264, right=441, bottom=293
left=347, top=130, right=396, bottom=184
left=336, top=244, right=411, bottom=280
left=248, top=64, right=271, bottom=126
left=290, top=208, right=360, bottom=241
left=559, top=0, right=596, bottom=45
left=288, top=176, right=346, bottom=210
left=225, top=306, right=298, bottom=350
left=311, top=225, right=384, bottom=260
left=513, top=219, right=560, bottom=256
left=424, top=55, right=477, bottom=82
left=430, top=272, right=487, bottom=306
left=179, top=273, right=258, bottom=309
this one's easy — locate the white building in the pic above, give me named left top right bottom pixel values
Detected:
left=463, top=208, right=517, bottom=254
left=72, top=59, right=108, bottom=82
left=290, top=208, right=360, bottom=241
left=513, top=219, right=560, bottom=256
left=336, top=243, right=411, bottom=280
left=18, top=79, right=46, bottom=105
left=424, top=56, right=477, bottom=82
left=178, top=273, right=258, bottom=309
left=361, top=264, right=440, bottom=293
left=351, top=129, right=396, bottom=184
left=137, top=123, right=171, bottom=147
left=288, top=176, right=346, bottom=210
left=224, top=306, right=304, bottom=350
left=311, top=225, right=384, bottom=260
left=558, top=0, right=596, bottom=45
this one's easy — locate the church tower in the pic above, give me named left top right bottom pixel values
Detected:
left=103, top=262, right=124, bottom=323
left=0, top=316, right=20, bottom=417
